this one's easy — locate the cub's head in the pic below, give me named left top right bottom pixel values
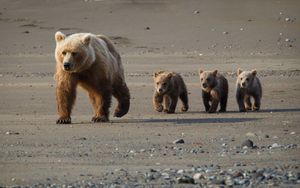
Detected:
left=199, top=69, right=218, bottom=91
left=55, top=31, right=95, bottom=73
left=237, top=68, right=257, bottom=88
left=153, top=71, right=174, bottom=94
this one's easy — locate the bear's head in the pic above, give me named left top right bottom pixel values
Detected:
left=237, top=68, right=257, bottom=88
left=55, top=31, right=96, bottom=73
left=153, top=71, right=174, bottom=94
left=199, top=69, right=218, bottom=91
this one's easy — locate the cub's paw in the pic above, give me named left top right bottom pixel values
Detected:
left=114, top=109, right=127, bottom=118
left=166, top=110, right=175, bottom=114
left=252, top=106, right=260, bottom=111
left=181, top=106, right=188, bottom=112
left=163, top=109, right=169, bottom=113
left=245, top=106, right=252, bottom=111
left=155, top=105, right=163, bottom=112
left=56, top=117, right=71, bottom=124
left=218, top=109, right=226, bottom=112
left=92, top=116, right=109, bottom=123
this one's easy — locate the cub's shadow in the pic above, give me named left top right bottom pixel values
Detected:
left=113, top=117, right=259, bottom=124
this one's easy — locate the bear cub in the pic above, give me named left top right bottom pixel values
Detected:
left=199, top=69, right=228, bottom=113
left=236, top=68, right=262, bottom=112
left=153, top=71, right=189, bottom=113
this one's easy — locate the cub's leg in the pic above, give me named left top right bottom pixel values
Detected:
left=208, top=90, right=219, bottom=113
left=252, top=94, right=261, bottom=111
left=112, top=83, right=130, bottom=117
left=179, top=90, right=189, bottom=112
left=219, top=92, right=228, bottom=112
left=153, top=92, right=163, bottom=112
left=163, top=95, right=171, bottom=113
left=236, top=89, right=246, bottom=112
left=202, top=92, right=211, bottom=112
left=167, top=94, right=178, bottom=114
left=244, top=95, right=252, bottom=111
left=56, top=77, right=77, bottom=124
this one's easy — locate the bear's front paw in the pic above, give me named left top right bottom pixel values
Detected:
left=166, top=110, right=175, bottom=114
left=252, top=106, right=260, bottom=111
left=239, top=109, right=247, bottom=112
left=56, top=117, right=71, bottom=124
left=92, top=116, right=109, bottom=123
left=155, top=105, right=163, bottom=112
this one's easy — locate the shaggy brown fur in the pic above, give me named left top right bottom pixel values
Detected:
left=54, top=31, right=130, bottom=124
left=199, top=69, right=228, bottom=113
left=236, top=69, right=262, bottom=112
left=153, top=71, right=189, bottom=113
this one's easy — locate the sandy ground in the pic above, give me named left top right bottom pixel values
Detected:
left=0, top=0, right=300, bottom=186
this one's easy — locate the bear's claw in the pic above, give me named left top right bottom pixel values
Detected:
left=56, top=117, right=71, bottom=124
left=92, top=116, right=109, bottom=123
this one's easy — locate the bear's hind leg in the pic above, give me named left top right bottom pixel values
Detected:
left=112, top=83, right=130, bottom=117
left=252, top=95, right=261, bottom=111
left=219, top=92, right=228, bottom=112
left=89, top=88, right=111, bottom=122
left=179, top=90, right=189, bottom=112
left=244, top=95, right=252, bottom=111
left=167, top=94, right=178, bottom=114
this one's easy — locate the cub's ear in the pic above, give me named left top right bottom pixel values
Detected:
left=55, top=31, right=65, bottom=42
left=153, top=71, right=164, bottom=78
left=212, top=70, right=218, bottom=76
left=237, top=68, right=243, bottom=76
left=251, top=69, right=257, bottom=76
left=166, top=72, right=173, bottom=79
left=82, top=34, right=92, bottom=45
left=199, top=69, right=204, bottom=75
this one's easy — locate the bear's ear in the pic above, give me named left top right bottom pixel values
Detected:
left=153, top=71, right=160, bottom=78
left=251, top=69, right=257, bottom=76
left=237, top=68, right=243, bottom=76
left=55, top=31, right=65, bottom=42
left=199, top=69, right=204, bottom=75
left=166, top=73, right=173, bottom=79
left=82, top=34, right=91, bottom=45
left=212, top=70, right=218, bottom=76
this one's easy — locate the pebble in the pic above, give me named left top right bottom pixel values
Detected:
left=173, top=138, right=185, bottom=144
left=270, top=143, right=281, bottom=149
left=241, top=139, right=254, bottom=149
left=246, top=132, right=257, bottom=137
left=177, top=175, right=195, bottom=184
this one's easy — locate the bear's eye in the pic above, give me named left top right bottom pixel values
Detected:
left=162, top=83, right=167, bottom=87
left=206, top=78, right=210, bottom=82
left=246, top=78, right=249, bottom=81
left=240, top=78, right=243, bottom=80
left=156, top=82, right=159, bottom=85
left=200, top=78, right=203, bottom=81
left=62, top=51, right=67, bottom=56
left=71, top=52, right=77, bottom=56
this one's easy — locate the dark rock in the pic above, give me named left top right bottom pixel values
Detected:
left=241, top=139, right=254, bottom=148
left=173, top=138, right=185, bottom=144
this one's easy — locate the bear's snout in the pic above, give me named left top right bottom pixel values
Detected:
left=63, top=63, right=72, bottom=70
left=202, top=83, right=207, bottom=88
left=241, top=82, right=246, bottom=87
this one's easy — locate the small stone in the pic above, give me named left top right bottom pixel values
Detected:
left=177, top=175, right=195, bottom=184
left=173, top=138, right=185, bottom=144
left=193, top=173, right=204, bottom=180
left=271, top=143, right=281, bottom=149
left=290, top=132, right=295, bottom=135
left=193, top=10, right=200, bottom=14
left=241, top=139, right=254, bottom=148
left=285, top=17, right=291, bottom=22
left=223, top=31, right=229, bottom=35
left=246, top=132, right=257, bottom=137
left=145, top=26, right=150, bottom=30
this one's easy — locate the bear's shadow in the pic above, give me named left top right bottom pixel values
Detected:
left=112, top=117, right=259, bottom=124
